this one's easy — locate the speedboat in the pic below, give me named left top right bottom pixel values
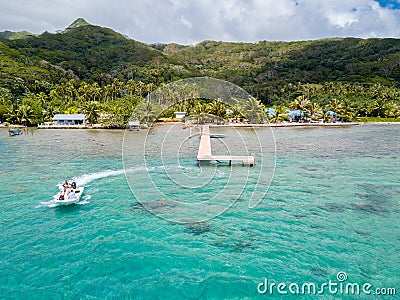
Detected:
left=54, top=186, right=85, bottom=206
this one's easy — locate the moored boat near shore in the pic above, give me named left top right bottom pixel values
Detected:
left=8, top=129, right=23, bottom=136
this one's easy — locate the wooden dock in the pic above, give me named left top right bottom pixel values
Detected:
left=197, top=125, right=254, bottom=166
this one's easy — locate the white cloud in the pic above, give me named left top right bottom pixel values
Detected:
left=326, top=12, right=358, bottom=28
left=180, top=15, right=192, bottom=28
left=0, top=0, right=399, bottom=44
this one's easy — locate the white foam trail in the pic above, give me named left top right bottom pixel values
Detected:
left=72, top=169, right=125, bottom=186
left=40, top=165, right=200, bottom=208
left=77, top=200, right=90, bottom=205
left=68, top=166, right=182, bottom=187
left=56, top=165, right=196, bottom=190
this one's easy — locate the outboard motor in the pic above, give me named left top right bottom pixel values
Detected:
left=71, top=182, right=76, bottom=189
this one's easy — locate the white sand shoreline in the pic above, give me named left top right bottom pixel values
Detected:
left=1, top=121, right=400, bottom=130
left=209, top=122, right=360, bottom=128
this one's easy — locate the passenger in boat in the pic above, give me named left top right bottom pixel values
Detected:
left=68, top=189, right=76, bottom=201
left=58, top=190, right=65, bottom=201
left=62, top=181, right=71, bottom=190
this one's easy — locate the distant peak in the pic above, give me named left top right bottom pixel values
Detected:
left=67, top=18, right=91, bottom=29
left=0, top=30, right=36, bottom=40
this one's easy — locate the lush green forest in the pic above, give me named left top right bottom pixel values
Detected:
left=1, top=18, right=399, bottom=126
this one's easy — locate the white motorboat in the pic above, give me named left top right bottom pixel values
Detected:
left=53, top=186, right=85, bottom=206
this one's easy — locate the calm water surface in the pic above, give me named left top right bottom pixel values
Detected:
left=0, top=124, right=399, bottom=299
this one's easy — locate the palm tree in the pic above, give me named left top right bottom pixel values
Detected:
left=384, top=102, right=399, bottom=118
left=367, top=100, right=386, bottom=117
left=269, top=105, right=287, bottom=123
left=49, top=89, right=60, bottom=102
left=132, top=100, right=162, bottom=125
left=289, top=95, right=310, bottom=122
left=239, top=97, right=265, bottom=124
left=91, top=83, right=102, bottom=101
left=18, top=104, right=35, bottom=125
left=337, top=101, right=355, bottom=122
left=42, top=105, right=59, bottom=122
left=83, top=101, right=101, bottom=125
left=78, top=82, right=92, bottom=102
left=356, top=102, right=370, bottom=117
left=308, top=102, right=321, bottom=120
left=36, top=92, right=48, bottom=106
left=6, top=104, right=18, bottom=124
left=64, top=106, right=79, bottom=114
left=230, top=105, right=243, bottom=123
left=207, top=99, right=227, bottom=120
left=126, top=79, right=137, bottom=97
left=136, top=81, right=146, bottom=97
left=192, top=101, right=207, bottom=124
left=65, top=80, right=77, bottom=102
left=103, top=84, right=113, bottom=103
left=321, top=110, right=331, bottom=123
left=327, top=98, right=340, bottom=113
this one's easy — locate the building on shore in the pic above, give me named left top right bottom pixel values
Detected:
left=127, top=121, right=140, bottom=131
left=52, top=114, right=87, bottom=125
left=174, top=112, right=186, bottom=119
left=288, top=110, right=306, bottom=122
left=38, top=114, right=88, bottom=129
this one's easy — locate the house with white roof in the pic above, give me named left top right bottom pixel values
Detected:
left=52, top=114, right=87, bottom=125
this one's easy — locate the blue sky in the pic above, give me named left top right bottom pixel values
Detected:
left=377, top=0, right=400, bottom=9
left=1, top=0, right=400, bottom=44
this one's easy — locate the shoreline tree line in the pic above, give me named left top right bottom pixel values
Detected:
left=1, top=78, right=399, bottom=127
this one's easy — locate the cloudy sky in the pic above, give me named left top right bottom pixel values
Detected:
left=1, top=0, right=400, bottom=44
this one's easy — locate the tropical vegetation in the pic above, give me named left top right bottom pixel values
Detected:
left=0, top=18, right=399, bottom=127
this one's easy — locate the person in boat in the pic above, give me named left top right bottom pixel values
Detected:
left=62, top=180, right=71, bottom=190
left=58, top=190, right=65, bottom=201
left=68, top=189, right=76, bottom=201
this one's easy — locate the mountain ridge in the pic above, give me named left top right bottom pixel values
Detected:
left=66, top=18, right=91, bottom=29
left=0, top=30, right=37, bottom=40
left=1, top=18, right=400, bottom=104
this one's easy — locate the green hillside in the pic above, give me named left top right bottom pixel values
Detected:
left=161, top=38, right=400, bottom=101
left=1, top=18, right=399, bottom=126
left=3, top=19, right=400, bottom=101
left=5, top=20, right=175, bottom=83
left=0, top=30, right=36, bottom=40
left=0, top=41, right=55, bottom=92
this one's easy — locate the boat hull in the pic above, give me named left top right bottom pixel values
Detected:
left=210, top=133, right=226, bottom=138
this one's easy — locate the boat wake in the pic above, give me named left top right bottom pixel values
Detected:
left=70, top=166, right=199, bottom=187
left=72, top=169, right=125, bottom=186
left=39, top=194, right=91, bottom=208
left=39, top=169, right=125, bottom=208
left=40, top=166, right=201, bottom=208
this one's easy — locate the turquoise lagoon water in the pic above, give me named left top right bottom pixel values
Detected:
left=0, top=124, right=399, bottom=299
